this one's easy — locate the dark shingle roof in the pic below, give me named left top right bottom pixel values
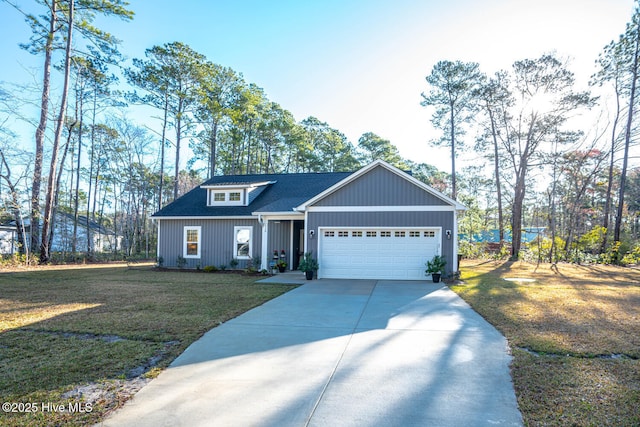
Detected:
left=152, top=171, right=352, bottom=217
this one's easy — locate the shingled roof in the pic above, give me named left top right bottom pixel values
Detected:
left=152, top=171, right=353, bottom=217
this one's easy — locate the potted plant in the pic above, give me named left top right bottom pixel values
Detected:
left=425, top=255, right=446, bottom=283
left=275, top=259, right=287, bottom=273
left=298, top=252, right=319, bottom=280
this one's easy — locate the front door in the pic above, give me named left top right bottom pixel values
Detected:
left=292, top=220, right=305, bottom=269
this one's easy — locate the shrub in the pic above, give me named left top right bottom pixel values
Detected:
left=176, top=255, right=186, bottom=269
left=203, top=265, right=218, bottom=273
left=458, top=241, right=488, bottom=259
left=621, top=244, right=640, bottom=265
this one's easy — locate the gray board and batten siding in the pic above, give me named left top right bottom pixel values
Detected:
left=158, top=218, right=260, bottom=269
left=311, top=166, right=449, bottom=207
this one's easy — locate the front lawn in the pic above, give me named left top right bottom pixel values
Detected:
left=453, top=260, right=640, bottom=427
left=0, top=264, right=296, bottom=427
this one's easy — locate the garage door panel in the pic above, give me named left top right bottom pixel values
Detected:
left=319, top=228, right=440, bottom=280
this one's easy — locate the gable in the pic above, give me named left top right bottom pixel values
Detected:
left=309, top=163, right=450, bottom=207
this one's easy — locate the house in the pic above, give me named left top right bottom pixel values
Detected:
left=0, top=224, right=19, bottom=255
left=4, top=213, right=121, bottom=254
left=152, top=160, right=466, bottom=280
left=50, top=212, right=121, bottom=253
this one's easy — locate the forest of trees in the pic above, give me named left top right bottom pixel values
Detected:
left=0, top=0, right=639, bottom=266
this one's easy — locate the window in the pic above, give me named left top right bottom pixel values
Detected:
left=380, top=231, right=391, bottom=237
left=234, top=226, right=252, bottom=259
left=338, top=231, right=349, bottom=237
left=183, top=226, right=201, bottom=258
left=395, top=231, right=406, bottom=237
left=366, top=231, right=377, bottom=237
left=352, top=231, right=363, bottom=237
left=409, top=231, right=420, bottom=237
left=209, top=189, right=245, bottom=206
left=424, top=231, right=436, bottom=237
left=324, top=231, right=335, bottom=237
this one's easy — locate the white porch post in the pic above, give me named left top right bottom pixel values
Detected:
left=260, top=217, right=269, bottom=270
left=452, top=210, right=459, bottom=272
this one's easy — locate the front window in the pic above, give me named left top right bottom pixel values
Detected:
left=234, top=226, right=252, bottom=259
left=229, top=192, right=241, bottom=202
left=214, top=192, right=225, bottom=202
left=183, top=226, right=201, bottom=258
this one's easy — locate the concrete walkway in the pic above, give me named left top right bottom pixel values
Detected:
left=100, top=278, right=523, bottom=427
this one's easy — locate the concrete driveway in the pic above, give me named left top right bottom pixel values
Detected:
left=100, top=277, right=523, bottom=427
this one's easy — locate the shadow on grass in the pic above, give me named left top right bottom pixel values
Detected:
left=0, top=265, right=296, bottom=426
left=456, top=260, right=640, bottom=427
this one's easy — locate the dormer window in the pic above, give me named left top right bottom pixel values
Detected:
left=208, top=190, right=244, bottom=206
left=202, top=180, right=275, bottom=207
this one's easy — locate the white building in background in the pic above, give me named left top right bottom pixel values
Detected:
left=0, top=212, right=121, bottom=255
left=0, top=225, right=18, bottom=254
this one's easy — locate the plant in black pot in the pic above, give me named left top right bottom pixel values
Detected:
left=275, top=259, right=287, bottom=273
left=298, top=252, right=319, bottom=280
left=425, top=255, right=446, bottom=283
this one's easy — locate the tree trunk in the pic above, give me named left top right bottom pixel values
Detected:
left=72, top=78, right=85, bottom=253
left=31, top=0, right=57, bottom=256
left=601, top=95, right=620, bottom=253
left=173, top=98, right=184, bottom=201
left=210, top=119, right=217, bottom=177
left=48, top=121, right=76, bottom=252
left=158, top=94, right=168, bottom=211
left=40, top=0, right=74, bottom=263
left=487, top=107, right=504, bottom=245
left=449, top=106, right=457, bottom=199
left=614, top=25, right=640, bottom=244
left=511, top=178, right=525, bottom=260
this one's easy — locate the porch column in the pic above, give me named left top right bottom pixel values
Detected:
left=260, top=218, right=269, bottom=271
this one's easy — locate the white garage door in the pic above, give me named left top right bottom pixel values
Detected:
left=318, top=228, right=441, bottom=280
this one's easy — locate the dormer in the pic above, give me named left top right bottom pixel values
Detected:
left=201, top=181, right=274, bottom=207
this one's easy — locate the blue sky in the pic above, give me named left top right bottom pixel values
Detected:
left=0, top=0, right=636, bottom=170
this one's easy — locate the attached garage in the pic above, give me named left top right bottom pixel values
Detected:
left=318, top=227, right=441, bottom=280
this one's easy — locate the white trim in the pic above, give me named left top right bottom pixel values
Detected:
left=296, top=160, right=466, bottom=212
left=156, top=219, right=161, bottom=261
left=289, top=221, right=294, bottom=269
left=304, top=210, right=309, bottom=253
left=306, top=205, right=456, bottom=212
left=260, top=218, right=269, bottom=270
left=200, top=181, right=274, bottom=189
left=251, top=211, right=304, bottom=218
left=183, top=226, right=201, bottom=259
left=152, top=216, right=256, bottom=220
left=233, top=226, right=253, bottom=260
left=453, top=210, right=459, bottom=272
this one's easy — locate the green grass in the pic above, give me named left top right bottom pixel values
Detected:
left=0, top=264, right=296, bottom=426
left=453, top=260, right=640, bottom=427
